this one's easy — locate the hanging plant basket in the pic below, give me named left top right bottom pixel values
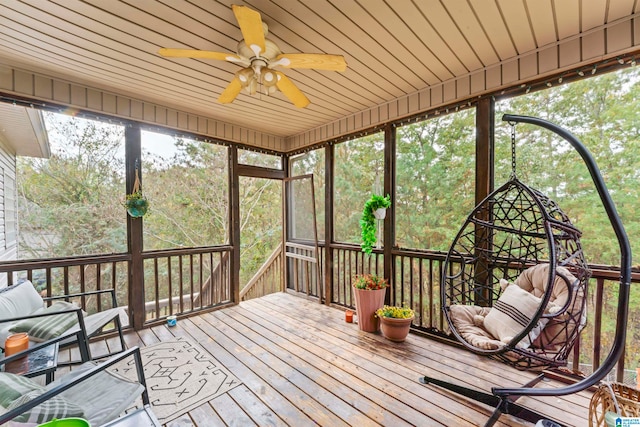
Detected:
left=125, top=191, right=149, bottom=218
left=124, top=163, right=149, bottom=218
left=359, top=194, right=391, bottom=254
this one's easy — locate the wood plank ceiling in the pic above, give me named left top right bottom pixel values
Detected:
left=0, top=0, right=638, bottom=149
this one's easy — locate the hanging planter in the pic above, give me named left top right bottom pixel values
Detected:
left=359, top=194, right=391, bottom=254
left=124, top=163, right=149, bottom=218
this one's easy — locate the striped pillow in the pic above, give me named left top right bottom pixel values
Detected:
left=482, top=281, right=549, bottom=348
left=0, top=372, right=85, bottom=423
left=9, top=301, right=83, bottom=342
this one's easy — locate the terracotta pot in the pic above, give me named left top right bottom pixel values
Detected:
left=379, top=316, right=414, bottom=342
left=353, top=287, right=386, bottom=332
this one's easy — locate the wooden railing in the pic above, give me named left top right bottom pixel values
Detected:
left=0, top=254, right=130, bottom=335
left=0, top=246, right=233, bottom=327
left=141, top=246, right=232, bottom=322
left=285, top=242, right=323, bottom=299
left=3, top=242, right=637, bottom=383
left=0, top=254, right=131, bottom=316
left=327, top=243, right=640, bottom=384
left=240, top=242, right=283, bottom=301
left=331, top=243, right=383, bottom=307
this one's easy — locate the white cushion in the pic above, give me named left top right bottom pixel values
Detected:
left=0, top=282, right=43, bottom=320
left=0, top=282, right=44, bottom=348
left=49, top=362, right=145, bottom=426
left=482, top=280, right=557, bottom=348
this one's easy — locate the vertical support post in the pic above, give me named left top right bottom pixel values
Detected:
left=384, top=123, right=396, bottom=306
left=281, top=155, right=289, bottom=294
left=324, top=145, right=334, bottom=305
left=229, top=147, right=240, bottom=303
left=473, top=98, right=494, bottom=305
left=125, top=123, right=144, bottom=330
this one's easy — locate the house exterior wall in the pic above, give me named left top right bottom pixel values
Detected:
left=0, top=135, right=17, bottom=288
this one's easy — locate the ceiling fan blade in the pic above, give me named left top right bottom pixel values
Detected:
left=232, top=5, right=266, bottom=55
left=218, top=77, right=243, bottom=104
left=276, top=72, right=310, bottom=108
left=275, top=53, right=347, bottom=71
left=159, top=48, right=242, bottom=63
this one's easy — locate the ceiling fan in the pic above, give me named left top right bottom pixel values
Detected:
left=159, top=4, right=347, bottom=108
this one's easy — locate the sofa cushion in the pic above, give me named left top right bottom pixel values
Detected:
left=9, top=301, right=82, bottom=342
left=0, top=372, right=85, bottom=424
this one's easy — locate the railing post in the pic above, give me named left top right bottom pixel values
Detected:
left=125, top=123, right=145, bottom=330
left=324, top=145, right=334, bottom=305
left=474, top=98, right=494, bottom=304
left=383, top=123, right=395, bottom=305
left=229, top=147, right=240, bottom=303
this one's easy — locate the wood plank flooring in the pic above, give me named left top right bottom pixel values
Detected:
left=68, top=292, right=593, bottom=426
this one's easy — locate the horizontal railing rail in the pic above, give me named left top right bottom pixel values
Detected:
left=0, top=245, right=233, bottom=327
left=240, top=242, right=283, bottom=301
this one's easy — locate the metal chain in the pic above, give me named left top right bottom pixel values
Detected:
left=509, top=121, right=517, bottom=179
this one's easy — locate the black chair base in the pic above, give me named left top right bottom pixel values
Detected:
left=419, top=375, right=564, bottom=427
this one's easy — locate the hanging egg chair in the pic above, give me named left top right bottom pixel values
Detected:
left=420, top=114, right=632, bottom=427
left=441, top=126, right=590, bottom=370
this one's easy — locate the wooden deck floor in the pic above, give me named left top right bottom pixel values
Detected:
left=76, top=292, right=592, bottom=426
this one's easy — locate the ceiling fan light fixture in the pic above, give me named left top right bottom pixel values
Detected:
left=262, top=69, right=277, bottom=86
left=236, top=67, right=255, bottom=85
left=247, top=78, right=258, bottom=95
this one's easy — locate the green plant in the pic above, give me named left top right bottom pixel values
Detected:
left=353, top=273, right=388, bottom=290
left=376, top=304, right=415, bottom=319
left=360, top=194, right=391, bottom=254
left=124, top=191, right=149, bottom=218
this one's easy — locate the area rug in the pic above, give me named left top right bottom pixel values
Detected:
left=109, top=337, right=241, bottom=423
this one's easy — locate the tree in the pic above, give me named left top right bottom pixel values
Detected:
left=18, top=114, right=126, bottom=259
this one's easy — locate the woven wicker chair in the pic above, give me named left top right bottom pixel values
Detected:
left=589, top=383, right=640, bottom=427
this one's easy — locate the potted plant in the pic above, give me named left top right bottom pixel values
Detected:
left=352, top=273, right=388, bottom=332
left=125, top=164, right=149, bottom=218
left=376, top=304, right=415, bottom=342
left=124, top=190, right=149, bottom=218
left=360, top=194, right=391, bottom=254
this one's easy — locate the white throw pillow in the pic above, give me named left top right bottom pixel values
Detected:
left=481, top=280, right=557, bottom=348
left=0, top=282, right=43, bottom=319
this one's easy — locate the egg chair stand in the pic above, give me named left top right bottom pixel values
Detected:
left=419, top=114, right=632, bottom=427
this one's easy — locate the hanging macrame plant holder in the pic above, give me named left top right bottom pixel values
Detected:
left=125, top=163, right=148, bottom=218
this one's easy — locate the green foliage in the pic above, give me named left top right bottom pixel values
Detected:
left=353, top=273, right=388, bottom=290
left=395, top=109, right=476, bottom=250
left=376, top=304, right=415, bottom=319
left=124, top=191, right=149, bottom=218
left=17, top=113, right=127, bottom=259
left=334, top=133, right=385, bottom=244
left=360, top=194, right=391, bottom=254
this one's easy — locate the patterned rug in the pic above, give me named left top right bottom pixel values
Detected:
left=109, top=338, right=241, bottom=423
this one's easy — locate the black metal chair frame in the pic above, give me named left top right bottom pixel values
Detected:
left=420, top=114, right=632, bottom=427
left=0, top=345, right=158, bottom=426
left=0, top=287, right=126, bottom=363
